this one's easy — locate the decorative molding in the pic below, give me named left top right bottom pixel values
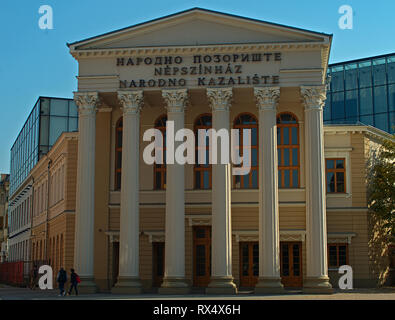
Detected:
left=300, top=85, right=327, bottom=110
left=254, top=87, right=280, bottom=111
left=69, top=42, right=328, bottom=60
left=233, top=230, right=306, bottom=242
left=206, top=87, right=233, bottom=111
left=162, top=89, right=188, bottom=113
left=97, top=107, right=113, bottom=113
left=73, top=91, right=100, bottom=116
left=104, top=231, right=119, bottom=243
left=143, top=231, right=165, bottom=243
left=327, top=232, right=356, bottom=244
left=186, top=214, right=212, bottom=226
left=117, top=90, right=144, bottom=115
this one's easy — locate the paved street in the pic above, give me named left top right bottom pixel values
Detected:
left=0, top=284, right=394, bottom=300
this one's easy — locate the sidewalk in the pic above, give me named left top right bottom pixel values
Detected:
left=0, top=284, right=394, bottom=300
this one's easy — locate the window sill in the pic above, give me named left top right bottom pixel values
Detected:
left=326, top=193, right=352, bottom=198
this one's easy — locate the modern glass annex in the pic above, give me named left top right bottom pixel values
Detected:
left=9, top=97, right=78, bottom=196
left=324, top=53, right=395, bottom=134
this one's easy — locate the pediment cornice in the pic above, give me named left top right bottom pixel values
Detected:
left=70, top=42, right=330, bottom=59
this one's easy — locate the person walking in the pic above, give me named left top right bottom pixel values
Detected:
left=30, top=265, right=38, bottom=290
left=57, top=267, right=67, bottom=296
left=68, top=268, right=79, bottom=296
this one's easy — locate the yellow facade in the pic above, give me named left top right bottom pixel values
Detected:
left=30, top=132, right=77, bottom=284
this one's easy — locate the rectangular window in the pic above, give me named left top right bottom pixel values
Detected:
left=325, top=158, right=346, bottom=193
left=330, top=66, right=344, bottom=92
left=358, top=61, right=372, bottom=88
left=373, top=58, right=387, bottom=86
left=359, top=87, right=373, bottom=115
left=328, top=244, right=348, bottom=267
left=344, top=63, right=358, bottom=90
left=374, top=85, right=388, bottom=113
left=332, top=92, right=345, bottom=120
left=345, top=90, right=358, bottom=119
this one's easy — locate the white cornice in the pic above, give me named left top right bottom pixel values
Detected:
left=324, top=125, right=394, bottom=141
left=70, top=42, right=327, bottom=59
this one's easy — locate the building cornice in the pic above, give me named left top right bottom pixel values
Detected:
left=70, top=42, right=329, bottom=60
left=324, top=125, right=394, bottom=142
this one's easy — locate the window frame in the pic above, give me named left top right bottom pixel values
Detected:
left=277, top=112, right=300, bottom=188
left=194, top=113, right=212, bottom=190
left=233, top=113, right=259, bottom=189
left=154, top=115, right=167, bottom=190
left=325, top=157, right=347, bottom=194
left=114, top=117, right=123, bottom=190
left=327, top=243, right=349, bottom=268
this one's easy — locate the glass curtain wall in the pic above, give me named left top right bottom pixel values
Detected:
left=325, top=53, right=395, bottom=134
left=9, top=97, right=78, bottom=196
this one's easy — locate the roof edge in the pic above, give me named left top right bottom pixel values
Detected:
left=67, top=7, right=332, bottom=48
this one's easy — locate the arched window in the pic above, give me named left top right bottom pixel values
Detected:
left=194, top=114, right=212, bottom=189
left=233, top=113, right=258, bottom=189
left=277, top=113, right=300, bottom=188
left=154, top=115, right=167, bottom=190
left=115, top=118, right=123, bottom=190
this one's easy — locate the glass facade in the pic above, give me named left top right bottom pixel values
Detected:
left=325, top=53, right=395, bottom=134
left=9, top=97, right=78, bottom=196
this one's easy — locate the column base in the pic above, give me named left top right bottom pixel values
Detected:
left=158, top=277, right=190, bottom=295
left=77, top=277, right=98, bottom=294
left=206, top=276, right=237, bottom=295
left=111, top=276, right=142, bottom=294
left=254, top=277, right=284, bottom=294
left=303, top=276, right=333, bottom=294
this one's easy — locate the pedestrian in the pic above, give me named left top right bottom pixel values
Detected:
left=30, top=265, right=38, bottom=290
left=57, top=267, right=67, bottom=296
left=68, top=268, right=79, bottom=296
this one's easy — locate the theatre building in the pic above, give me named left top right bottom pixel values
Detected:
left=66, top=8, right=393, bottom=293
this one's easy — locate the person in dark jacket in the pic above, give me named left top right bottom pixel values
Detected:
left=68, top=268, right=78, bottom=296
left=30, top=265, right=38, bottom=290
left=57, top=267, right=67, bottom=296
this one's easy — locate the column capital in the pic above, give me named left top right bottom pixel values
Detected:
left=74, top=91, right=100, bottom=116
left=254, top=87, right=280, bottom=111
left=300, top=85, right=327, bottom=110
left=162, top=89, right=188, bottom=113
left=207, top=87, right=233, bottom=111
left=117, top=90, right=144, bottom=115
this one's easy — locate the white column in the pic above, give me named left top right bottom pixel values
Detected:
left=206, top=87, right=237, bottom=294
left=112, top=90, right=144, bottom=293
left=301, top=85, right=332, bottom=293
left=73, top=91, right=100, bottom=293
left=159, top=89, right=190, bottom=294
left=254, top=87, right=284, bottom=293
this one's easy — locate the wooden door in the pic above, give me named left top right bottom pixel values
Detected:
left=193, top=226, right=211, bottom=287
left=280, top=242, right=303, bottom=287
left=112, top=242, right=119, bottom=287
left=152, top=242, right=165, bottom=287
left=239, top=242, right=259, bottom=287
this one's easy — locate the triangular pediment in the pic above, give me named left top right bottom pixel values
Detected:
left=69, top=8, right=331, bottom=50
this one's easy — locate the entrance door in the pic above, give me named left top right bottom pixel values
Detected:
left=239, top=242, right=259, bottom=287
left=280, top=242, right=303, bottom=287
left=152, top=242, right=165, bottom=287
left=112, top=242, right=119, bottom=287
left=193, top=226, right=211, bottom=287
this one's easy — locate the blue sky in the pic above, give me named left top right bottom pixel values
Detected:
left=1, top=0, right=394, bottom=173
